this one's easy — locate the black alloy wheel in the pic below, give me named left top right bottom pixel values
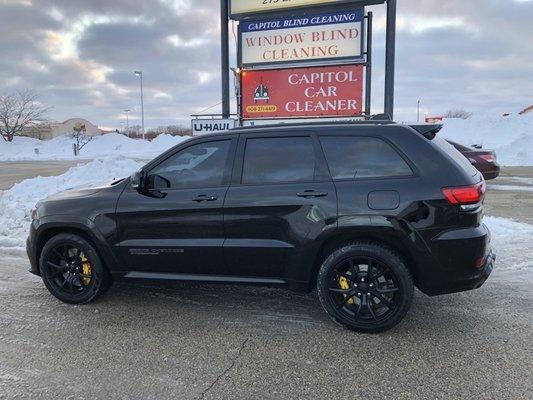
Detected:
left=317, top=242, right=413, bottom=333
left=40, top=234, right=111, bottom=304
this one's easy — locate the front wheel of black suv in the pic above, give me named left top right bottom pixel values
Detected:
left=39, top=234, right=112, bottom=304
left=317, top=242, right=413, bottom=333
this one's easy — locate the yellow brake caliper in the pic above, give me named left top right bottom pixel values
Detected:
left=338, top=275, right=355, bottom=304
left=81, top=254, right=92, bottom=285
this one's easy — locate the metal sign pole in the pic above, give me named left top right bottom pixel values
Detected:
left=384, top=0, right=396, bottom=119
left=220, top=0, right=230, bottom=118
left=365, top=11, right=373, bottom=117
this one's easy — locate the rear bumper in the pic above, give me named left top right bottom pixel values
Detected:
left=426, top=250, right=494, bottom=296
left=481, top=166, right=500, bottom=180
left=417, top=223, right=495, bottom=296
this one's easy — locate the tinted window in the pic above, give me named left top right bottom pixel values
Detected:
left=320, top=136, right=412, bottom=179
left=434, top=137, right=477, bottom=176
left=149, top=140, right=231, bottom=189
left=242, top=137, right=315, bottom=184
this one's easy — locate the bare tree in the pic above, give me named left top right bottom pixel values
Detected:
left=71, top=122, right=92, bottom=154
left=444, top=109, right=473, bottom=120
left=153, top=125, right=192, bottom=136
left=0, top=91, right=50, bottom=142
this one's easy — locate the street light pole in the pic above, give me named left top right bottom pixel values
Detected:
left=417, top=99, right=421, bottom=122
left=134, top=71, right=145, bottom=140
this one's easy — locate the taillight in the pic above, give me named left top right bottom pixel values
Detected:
left=442, top=181, right=486, bottom=205
left=479, top=154, right=495, bottom=163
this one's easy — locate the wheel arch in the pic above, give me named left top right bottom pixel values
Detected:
left=307, top=229, right=423, bottom=291
left=35, top=221, right=116, bottom=274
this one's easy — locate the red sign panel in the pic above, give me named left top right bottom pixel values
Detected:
left=425, top=116, right=443, bottom=124
left=241, top=65, right=363, bottom=119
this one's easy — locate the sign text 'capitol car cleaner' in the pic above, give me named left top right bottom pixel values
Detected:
left=231, top=0, right=361, bottom=17
left=241, top=65, right=363, bottom=119
left=240, top=10, right=364, bottom=66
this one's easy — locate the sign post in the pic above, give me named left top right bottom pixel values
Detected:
left=221, top=0, right=230, bottom=118
left=384, top=0, right=396, bottom=119
left=219, top=0, right=396, bottom=124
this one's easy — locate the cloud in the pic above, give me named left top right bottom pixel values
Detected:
left=0, top=0, right=531, bottom=127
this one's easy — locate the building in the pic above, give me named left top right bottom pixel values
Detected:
left=22, top=118, right=103, bottom=140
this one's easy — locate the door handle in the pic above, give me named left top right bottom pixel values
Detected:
left=192, top=194, right=218, bottom=202
left=297, top=190, right=328, bottom=198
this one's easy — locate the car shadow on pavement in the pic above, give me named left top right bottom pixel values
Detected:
left=71, top=278, right=509, bottom=338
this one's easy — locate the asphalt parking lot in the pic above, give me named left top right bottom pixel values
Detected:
left=1, top=162, right=532, bottom=399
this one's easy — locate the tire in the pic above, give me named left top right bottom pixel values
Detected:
left=39, top=233, right=112, bottom=304
left=317, top=242, right=413, bottom=333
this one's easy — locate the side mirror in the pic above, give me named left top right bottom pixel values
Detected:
left=146, top=174, right=171, bottom=191
left=130, top=170, right=144, bottom=191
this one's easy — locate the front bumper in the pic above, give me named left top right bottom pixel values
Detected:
left=26, top=220, right=40, bottom=276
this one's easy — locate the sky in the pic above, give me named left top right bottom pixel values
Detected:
left=0, top=0, right=531, bottom=129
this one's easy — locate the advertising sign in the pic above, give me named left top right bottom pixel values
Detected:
left=230, top=0, right=364, bottom=18
left=241, top=65, right=363, bottom=119
left=425, top=116, right=443, bottom=124
left=240, top=10, right=364, bottom=67
left=191, top=119, right=236, bottom=136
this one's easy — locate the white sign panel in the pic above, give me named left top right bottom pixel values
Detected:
left=231, top=0, right=359, bottom=17
left=240, top=10, right=363, bottom=66
left=191, top=119, right=236, bottom=136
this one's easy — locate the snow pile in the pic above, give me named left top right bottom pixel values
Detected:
left=439, top=113, right=533, bottom=166
left=0, top=133, right=190, bottom=161
left=484, top=217, right=533, bottom=271
left=0, top=157, right=142, bottom=254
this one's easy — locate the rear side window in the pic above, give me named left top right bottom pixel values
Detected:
left=320, top=136, right=412, bottom=179
left=434, top=137, right=478, bottom=176
left=242, top=137, right=315, bottom=184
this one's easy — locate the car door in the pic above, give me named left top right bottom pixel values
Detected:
left=223, top=132, right=337, bottom=283
left=115, top=135, right=237, bottom=275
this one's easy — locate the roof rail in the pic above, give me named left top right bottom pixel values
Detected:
left=231, top=119, right=397, bottom=131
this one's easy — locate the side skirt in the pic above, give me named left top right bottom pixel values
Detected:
left=122, top=271, right=287, bottom=285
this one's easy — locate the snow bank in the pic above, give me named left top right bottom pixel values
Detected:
left=2, top=114, right=532, bottom=165
left=0, top=157, right=142, bottom=254
left=439, top=113, right=533, bottom=166
left=484, top=217, right=533, bottom=271
left=0, top=133, right=190, bottom=161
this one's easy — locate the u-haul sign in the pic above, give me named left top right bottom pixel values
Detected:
left=191, top=119, right=236, bottom=136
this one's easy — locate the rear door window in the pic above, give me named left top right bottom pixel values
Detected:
left=320, top=136, right=413, bottom=179
left=242, top=137, right=316, bottom=184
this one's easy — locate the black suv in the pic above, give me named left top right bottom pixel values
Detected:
left=27, top=122, right=494, bottom=332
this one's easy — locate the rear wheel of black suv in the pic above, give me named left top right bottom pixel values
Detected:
left=317, top=242, right=413, bottom=333
left=39, top=234, right=112, bottom=304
